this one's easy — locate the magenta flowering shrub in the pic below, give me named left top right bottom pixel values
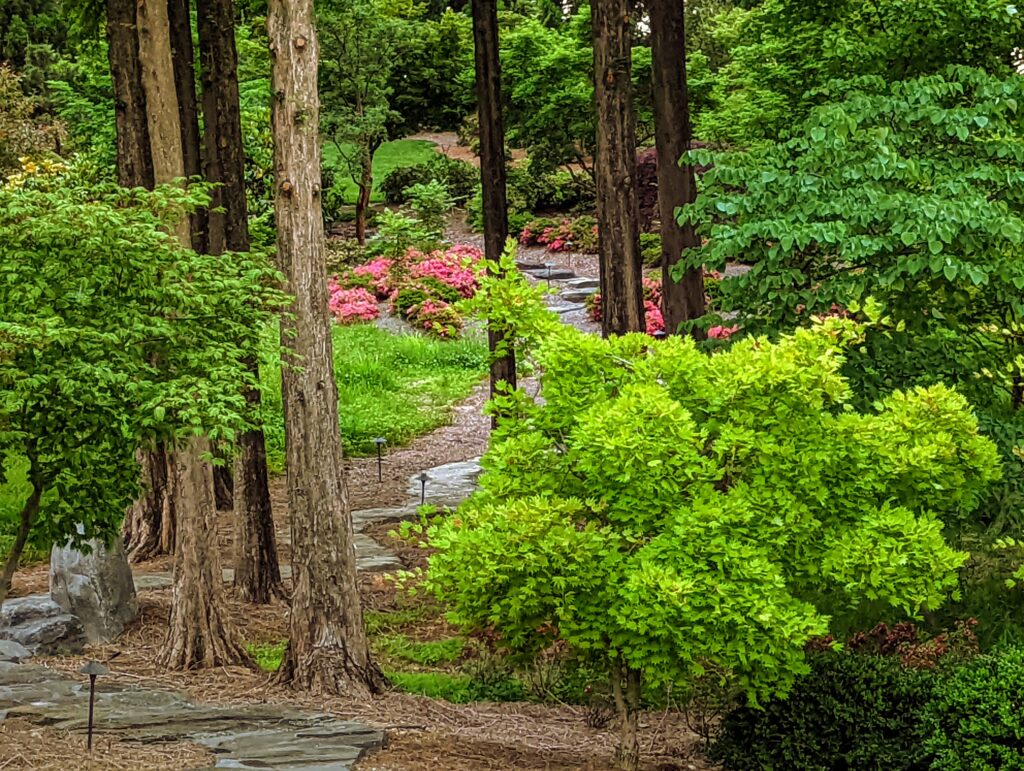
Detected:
left=327, top=281, right=380, bottom=324
left=707, top=324, right=741, bottom=340
left=519, top=217, right=598, bottom=253
left=327, top=244, right=483, bottom=338
left=352, top=257, right=395, bottom=299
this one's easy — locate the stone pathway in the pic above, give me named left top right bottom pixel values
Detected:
left=0, top=661, right=384, bottom=770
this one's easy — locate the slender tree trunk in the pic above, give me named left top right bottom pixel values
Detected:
left=137, top=0, right=249, bottom=669
left=168, top=0, right=209, bottom=253
left=123, top=444, right=176, bottom=561
left=0, top=475, right=43, bottom=610
left=611, top=661, right=643, bottom=771
left=649, top=0, right=704, bottom=337
left=472, top=0, right=517, bottom=407
left=268, top=0, right=386, bottom=694
left=198, top=0, right=283, bottom=604
left=106, top=0, right=154, bottom=189
left=592, top=0, right=645, bottom=336
left=355, top=143, right=372, bottom=245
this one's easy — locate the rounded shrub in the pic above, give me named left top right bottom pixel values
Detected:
left=921, top=646, right=1024, bottom=770
left=712, top=651, right=936, bottom=771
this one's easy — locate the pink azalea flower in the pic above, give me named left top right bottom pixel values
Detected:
left=327, top=281, right=379, bottom=324
left=708, top=324, right=741, bottom=340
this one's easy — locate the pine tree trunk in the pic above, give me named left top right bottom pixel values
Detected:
left=592, top=0, right=645, bottom=336
left=355, top=145, right=371, bottom=245
left=649, top=0, right=704, bottom=337
left=168, top=0, right=209, bottom=253
left=267, top=0, right=386, bottom=695
left=137, top=0, right=249, bottom=669
left=105, top=0, right=153, bottom=189
left=123, top=445, right=176, bottom=562
left=472, top=0, right=516, bottom=406
left=198, top=0, right=283, bottom=603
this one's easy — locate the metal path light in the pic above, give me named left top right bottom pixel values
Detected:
left=374, top=437, right=386, bottom=482
left=79, top=659, right=110, bottom=751
left=417, top=472, right=430, bottom=505
left=544, top=261, right=555, bottom=287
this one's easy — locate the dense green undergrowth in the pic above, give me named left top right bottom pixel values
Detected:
left=260, top=323, right=487, bottom=472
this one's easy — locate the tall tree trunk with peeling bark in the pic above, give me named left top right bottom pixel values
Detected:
left=198, top=0, right=284, bottom=604
left=472, top=0, right=516, bottom=407
left=592, top=0, right=645, bottom=336
left=649, top=0, right=704, bottom=337
left=109, top=0, right=175, bottom=562
left=267, top=0, right=386, bottom=694
left=136, top=0, right=249, bottom=669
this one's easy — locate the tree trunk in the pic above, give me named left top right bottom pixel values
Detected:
left=649, top=0, right=705, bottom=337
left=168, top=0, right=208, bottom=253
left=198, top=0, right=283, bottom=604
left=137, top=0, right=249, bottom=669
left=267, top=0, right=386, bottom=694
left=611, top=661, right=643, bottom=771
left=472, top=0, right=517, bottom=408
left=123, top=444, right=176, bottom=561
left=354, top=144, right=372, bottom=246
left=105, top=0, right=153, bottom=189
left=0, top=471, right=43, bottom=610
left=592, top=0, right=645, bottom=336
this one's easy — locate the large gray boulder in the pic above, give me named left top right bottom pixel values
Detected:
left=49, top=534, right=137, bottom=644
left=0, top=594, right=86, bottom=656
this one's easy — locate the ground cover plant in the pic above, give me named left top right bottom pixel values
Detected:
left=259, top=323, right=486, bottom=471
left=425, top=277, right=1000, bottom=767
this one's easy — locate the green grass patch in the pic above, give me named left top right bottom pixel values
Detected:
left=322, top=139, right=438, bottom=204
left=387, top=670, right=527, bottom=703
left=261, top=323, right=487, bottom=473
left=378, top=633, right=465, bottom=666
left=365, top=607, right=431, bottom=635
left=247, top=641, right=287, bottom=672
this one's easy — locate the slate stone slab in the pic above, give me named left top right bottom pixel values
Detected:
left=560, top=276, right=600, bottom=290
left=560, top=288, right=597, bottom=303
left=524, top=267, right=576, bottom=281
left=406, top=458, right=481, bottom=510
left=546, top=301, right=587, bottom=315
left=0, top=663, right=385, bottom=770
left=0, top=640, right=31, bottom=664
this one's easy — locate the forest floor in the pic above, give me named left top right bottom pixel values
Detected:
left=3, top=210, right=717, bottom=770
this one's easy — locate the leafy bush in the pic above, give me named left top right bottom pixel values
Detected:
left=426, top=288, right=1000, bottom=760
left=922, top=646, right=1024, bottom=770
left=367, top=209, right=441, bottom=258
left=518, top=216, right=598, bottom=253
left=640, top=232, right=661, bottom=266
left=405, top=179, right=453, bottom=237
left=325, top=238, right=368, bottom=274
left=380, top=154, right=479, bottom=205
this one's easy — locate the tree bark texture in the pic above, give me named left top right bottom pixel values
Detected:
left=0, top=462, right=42, bottom=610
left=137, top=0, right=248, bottom=669
left=612, top=662, right=642, bottom=771
left=267, top=0, right=386, bottom=694
left=168, top=0, right=209, bottom=253
left=649, top=0, right=705, bottom=337
left=198, top=0, right=283, bottom=604
left=123, top=444, right=176, bottom=561
left=592, top=0, right=645, bottom=336
left=354, top=144, right=372, bottom=245
left=472, top=0, right=517, bottom=403
left=106, top=0, right=154, bottom=189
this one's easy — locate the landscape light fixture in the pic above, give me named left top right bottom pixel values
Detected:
left=79, top=659, right=110, bottom=751
left=653, top=329, right=667, bottom=341
left=544, top=261, right=555, bottom=287
left=417, top=472, right=430, bottom=505
left=374, top=437, right=386, bottom=482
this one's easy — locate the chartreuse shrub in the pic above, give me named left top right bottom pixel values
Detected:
left=426, top=279, right=999, bottom=768
left=921, top=646, right=1024, bottom=770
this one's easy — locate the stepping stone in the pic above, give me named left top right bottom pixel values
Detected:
left=560, top=288, right=597, bottom=303
left=0, top=595, right=86, bottom=657
left=0, top=640, right=31, bottom=664
left=546, top=301, right=587, bottom=315
left=407, top=458, right=481, bottom=510
left=515, top=260, right=547, bottom=271
left=561, top=276, right=600, bottom=290
left=524, top=267, right=576, bottom=281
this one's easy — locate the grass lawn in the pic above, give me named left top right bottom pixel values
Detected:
left=322, top=138, right=438, bottom=204
left=261, top=323, right=487, bottom=472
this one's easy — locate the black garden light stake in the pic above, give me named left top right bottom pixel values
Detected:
left=544, top=261, right=555, bottom=287
left=374, top=437, right=386, bottom=482
left=417, top=472, right=430, bottom=505
left=80, top=660, right=109, bottom=751
left=653, top=329, right=667, bottom=341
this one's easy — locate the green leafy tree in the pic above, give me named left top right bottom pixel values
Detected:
left=0, top=169, right=283, bottom=605
left=427, top=285, right=998, bottom=767
left=696, top=0, right=1023, bottom=146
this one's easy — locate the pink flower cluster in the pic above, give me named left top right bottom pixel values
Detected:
left=707, top=324, right=741, bottom=339
left=352, top=257, right=394, bottom=299
left=644, top=301, right=664, bottom=335
left=327, top=281, right=379, bottom=324
left=519, top=218, right=599, bottom=253
left=409, top=246, right=481, bottom=298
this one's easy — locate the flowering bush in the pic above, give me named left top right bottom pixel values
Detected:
left=411, top=298, right=463, bottom=339
left=519, top=216, right=598, bottom=253
left=327, top=282, right=379, bottom=324
left=708, top=324, right=741, bottom=340
left=409, top=246, right=481, bottom=298
left=352, top=257, right=394, bottom=299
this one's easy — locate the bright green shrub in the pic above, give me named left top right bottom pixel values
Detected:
left=380, top=154, right=479, bottom=205
left=426, top=288, right=1000, bottom=760
left=922, top=646, right=1024, bottom=770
